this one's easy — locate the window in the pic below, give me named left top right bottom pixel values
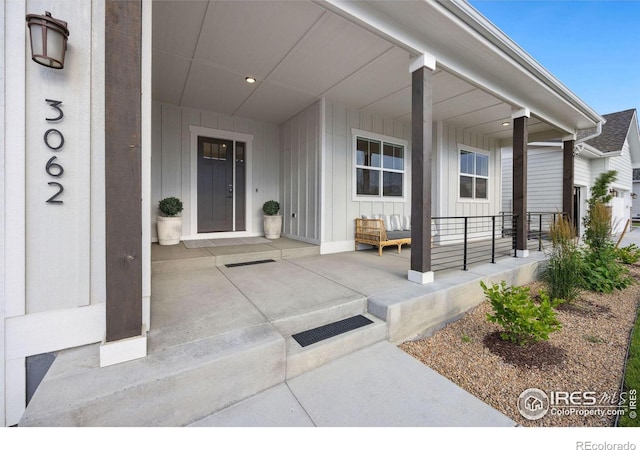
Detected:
left=354, top=131, right=406, bottom=200
left=459, top=148, right=489, bottom=200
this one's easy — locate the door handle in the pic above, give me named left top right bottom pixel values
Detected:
left=228, top=184, right=233, bottom=194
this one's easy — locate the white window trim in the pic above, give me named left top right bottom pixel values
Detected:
left=458, top=144, right=490, bottom=203
left=351, top=128, right=408, bottom=202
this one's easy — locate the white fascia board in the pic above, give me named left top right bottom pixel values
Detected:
left=577, top=142, right=621, bottom=159
left=439, top=0, right=603, bottom=127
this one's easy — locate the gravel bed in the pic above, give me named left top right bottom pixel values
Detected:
left=399, top=264, right=640, bottom=427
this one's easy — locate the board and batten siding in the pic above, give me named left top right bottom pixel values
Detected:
left=437, top=122, right=500, bottom=219
left=280, top=100, right=321, bottom=243
left=151, top=102, right=280, bottom=239
left=322, top=101, right=412, bottom=251
left=501, top=150, right=513, bottom=213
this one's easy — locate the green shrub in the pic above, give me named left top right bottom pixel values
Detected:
left=583, top=170, right=617, bottom=251
left=262, top=200, right=280, bottom=215
left=581, top=245, right=633, bottom=293
left=543, top=217, right=582, bottom=303
left=158, top=197, right=183, bottom=217
left=481, top=280, right=562, bottom=346
left=617, top=244, right=640, bottom=265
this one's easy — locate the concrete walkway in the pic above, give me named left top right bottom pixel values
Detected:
left=189, top=342, right=515, bottom=427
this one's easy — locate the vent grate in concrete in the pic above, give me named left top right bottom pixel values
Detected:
left=225, top=259, right=276, bottom=268
left=292, top=315, right=373, bottom=347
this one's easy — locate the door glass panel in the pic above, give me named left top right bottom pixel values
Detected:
left=235, top=142, right=246, bottom=231
left=203, top=142, right=212, bottom=159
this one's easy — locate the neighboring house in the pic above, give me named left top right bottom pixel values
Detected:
left=1, top=0, right=606, bottom=425
left=633, top=168, right=640, bottom=219
left=502, top=109, right=640, bottom=235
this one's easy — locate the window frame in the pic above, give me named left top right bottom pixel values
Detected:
left=352, top=129, right=408, bottom=202
left=458, top=144, right=490, bottom=202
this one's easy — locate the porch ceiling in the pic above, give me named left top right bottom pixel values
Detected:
left=152, top=0, right=552, bottom=140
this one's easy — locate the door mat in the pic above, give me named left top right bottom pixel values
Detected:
left=183, top=237, right=272, bottom=248
left=292, top=315, right=374, bottom=347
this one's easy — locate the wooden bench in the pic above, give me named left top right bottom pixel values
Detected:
left=355, top=218, right=412, bottom=256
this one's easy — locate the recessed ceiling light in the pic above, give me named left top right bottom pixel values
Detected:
left=245, top=76, right=256, bottom=84
left=502, top=121, right=510, bottom=127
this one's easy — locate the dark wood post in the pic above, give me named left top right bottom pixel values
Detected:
left=563, top=139, right=575, bottom=226
left=105, top=0, right=143, bottom=342
left=409, top=57, right=434, bottom=283
left=512, top=113, right=528, bottom=256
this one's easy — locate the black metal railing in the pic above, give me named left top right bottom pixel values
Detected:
left=524, top=211, right=568, bottom=252
left=431, top=214, right=516, bottom=272
left=430, top=212, right=566, bottom=272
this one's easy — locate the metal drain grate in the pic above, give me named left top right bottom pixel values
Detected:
left=225, top=259, right=276, bottom=268
left=292, top=315, right=373, bottom=347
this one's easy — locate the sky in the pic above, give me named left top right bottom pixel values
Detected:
left=469, top=0, right=640, bottom=116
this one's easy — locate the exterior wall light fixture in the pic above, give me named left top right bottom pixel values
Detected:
left=26, top=11, right=70, bottom=69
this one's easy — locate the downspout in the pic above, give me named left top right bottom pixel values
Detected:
left=574, top=121, right=603, bottom=155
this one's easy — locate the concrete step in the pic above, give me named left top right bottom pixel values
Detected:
left=20, top=324, right=286, bottom=427
left=152, top=255, right=217, bottom=274
left=285, top=313, right=387, bottom=379
left=271, top=296, right=368, bottom=337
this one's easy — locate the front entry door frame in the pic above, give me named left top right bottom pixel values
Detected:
left=189, top=125, right=253, bottom=239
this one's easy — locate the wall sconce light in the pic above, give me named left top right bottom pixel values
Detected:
left=631, top=193, right=637, bottom=200
left=26, top=11, right=70, bottom=69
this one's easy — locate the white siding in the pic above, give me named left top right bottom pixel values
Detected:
left=527, top=149, right=562, bottom=213
left=574, top=155, right=591, bottom=187
left=151, top=102, right=280, bottom=239
left=439, top=122, right=500, bottom=218
left=322, top=102, right=500, bottom=249
left=323, top=101, right=411, bottom=246
left=501, top=149, right=512, bottom=212
left=280, top=101, right=321, bottom=243
left=23, top=1, right=104, bottom=314
left=609, top=141, right=633, bottom=192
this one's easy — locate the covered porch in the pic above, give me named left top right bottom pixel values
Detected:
left=21, top=243, right=542, bottom=426
left=103, top=0, right=604, bottom=384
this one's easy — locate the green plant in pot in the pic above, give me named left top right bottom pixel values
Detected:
left=157, top=197, right=183, bottom=245
left=263, top=200, right=282, bottom=239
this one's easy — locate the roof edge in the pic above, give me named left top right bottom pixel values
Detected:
left=439, top=0, right=604, bottom=127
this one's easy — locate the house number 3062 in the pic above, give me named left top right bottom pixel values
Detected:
left=44, top=99, right=65, bottom=204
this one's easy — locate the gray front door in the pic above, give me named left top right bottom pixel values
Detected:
left=197, top=136, right=246, bottom=233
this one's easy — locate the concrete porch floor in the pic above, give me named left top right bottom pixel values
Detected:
left=20, top=237, right=546, bottom=427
